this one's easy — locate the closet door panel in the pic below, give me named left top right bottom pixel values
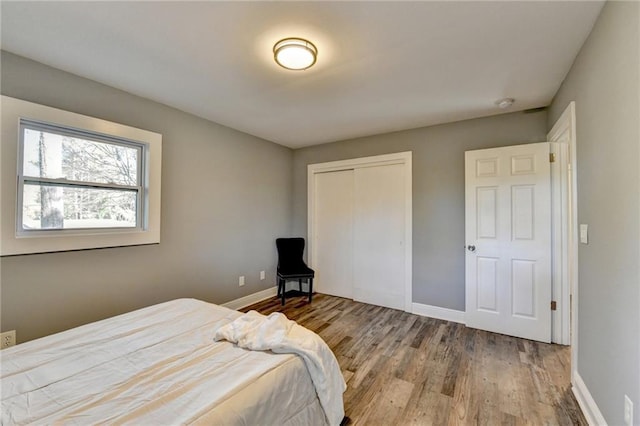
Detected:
left=313, top=170, right=354, bottom=299
left=353, top=164, right=405, bottom=310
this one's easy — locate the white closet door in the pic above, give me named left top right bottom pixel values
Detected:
left=353, top=164, right=406, bottom=310
left=313, top=170, right=354, bottom=299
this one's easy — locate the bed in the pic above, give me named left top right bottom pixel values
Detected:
left=1, top=298, right=345, bottom=425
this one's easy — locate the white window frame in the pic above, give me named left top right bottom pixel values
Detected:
left=17, top=119, right=145, bottom=235
left=1, top=96, right=162, bottom=255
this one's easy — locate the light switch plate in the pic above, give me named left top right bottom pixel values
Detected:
left=580, top=224, right=588, bottom=244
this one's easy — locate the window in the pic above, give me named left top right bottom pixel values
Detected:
left=19, top=121, right=144, bottom=233
left=1, top=96, right=162, bottom=255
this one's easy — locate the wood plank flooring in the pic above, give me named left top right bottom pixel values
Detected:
left=244, top=294, right=586, bottom=426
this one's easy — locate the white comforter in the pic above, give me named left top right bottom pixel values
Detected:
left=1, top=298, right=342, bottom=425
left=215, top=310, right=347, bottom=426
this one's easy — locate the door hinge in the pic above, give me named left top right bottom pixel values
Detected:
left=551, top=301, right=557, bottom=311
left=549, top=153, right=556, bottom=163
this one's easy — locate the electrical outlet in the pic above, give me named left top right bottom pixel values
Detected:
left=260, top=270, right=265, bottom=280
left=624, top=394, right=633, bottom=426
left=1, top=330, right=16, bottom=349
left=239, top=276, right=245, bottom=287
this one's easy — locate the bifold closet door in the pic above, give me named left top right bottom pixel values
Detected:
left=314, top=169, right=354, bottom=299
left=353, top=164, right=406, bottom=310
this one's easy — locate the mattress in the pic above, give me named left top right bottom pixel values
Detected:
left=1, top=298, right=329, bottom=425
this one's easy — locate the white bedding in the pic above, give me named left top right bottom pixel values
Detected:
left=1, top=298, right=342, bottom=425
left=214, top=311, right=346, bottom=425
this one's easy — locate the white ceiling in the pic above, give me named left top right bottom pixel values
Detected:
left=1, top=1, right=603, bottom=148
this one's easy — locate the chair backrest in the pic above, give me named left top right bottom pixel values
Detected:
left=276, top=238, right=306, bottom=270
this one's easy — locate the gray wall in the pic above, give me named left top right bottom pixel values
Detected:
left=548, top=2, right=640, bottom=424
left=293, top=111, right=547, bottom=310
left=1, top=51, right=293, bottom=343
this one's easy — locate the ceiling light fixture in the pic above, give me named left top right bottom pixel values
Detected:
left=273, top=38, right=317, bottom=71
left=496, top=98, right=515, bottom=109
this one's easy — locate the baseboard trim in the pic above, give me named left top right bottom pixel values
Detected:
left=412, top=302, right=465, bottom=324
left=572, top=371, right=607, bottom=426
left=221, top=286, right=278, bottom=310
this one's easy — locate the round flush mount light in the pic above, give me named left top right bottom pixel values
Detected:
left=496, top=98, right=515, bottom=109
left=273, top=38, right=317, bottom=70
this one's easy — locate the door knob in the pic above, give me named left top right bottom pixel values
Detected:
left=467, top=245, right=476, bottom=252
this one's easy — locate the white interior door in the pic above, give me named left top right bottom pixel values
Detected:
left=465, top=142, right=552, bottom=343
left=314, top=170, right=354, bottom=299
left=353, top=164, right=406, bottom=310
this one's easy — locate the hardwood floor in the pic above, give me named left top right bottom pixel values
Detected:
left=244, top=293, right=586, bottom=426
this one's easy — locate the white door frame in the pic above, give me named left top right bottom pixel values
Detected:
left=547, top=102, right=578, bottom=365
left=550, top=141, right=570, bottom=345
left=307, top=151, right=413, bottom=312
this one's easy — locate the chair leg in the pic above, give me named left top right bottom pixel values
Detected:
left=308, top=278, right=313, bottom=303
left=281, top=278, right=286, bottom=306
left=298, top=278, right=302, bottom=292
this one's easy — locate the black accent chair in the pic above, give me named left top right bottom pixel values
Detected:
left=276, top=238, right=315, bottom=306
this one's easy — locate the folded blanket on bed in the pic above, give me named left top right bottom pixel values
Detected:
left=214, top=310, right=346, bottom=426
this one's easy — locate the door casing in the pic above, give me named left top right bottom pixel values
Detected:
left=547, top=102, right=578, bottom=359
